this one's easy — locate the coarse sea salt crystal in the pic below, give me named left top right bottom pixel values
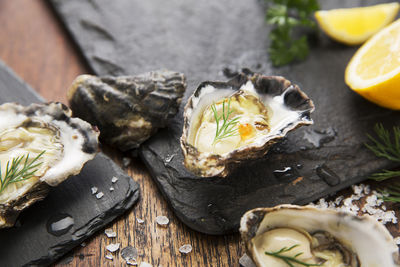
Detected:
left=105, top=228, right=116, bottom=238
left=343, top=197, right=353, bottom=207
left=136, top=218, right=145, bottom=224
left=91, top=187, right=98, bottom=194
left=179, top=244, right=192, bottom=254
left=96, top=192, right=104, bottom=199
left=156, top=216, right=169, bottom=226
left=106, top=243, right=120, bottom=253
left=105, top=254, right=114, bottom=260
left=111, top=176, right=119, bottom=183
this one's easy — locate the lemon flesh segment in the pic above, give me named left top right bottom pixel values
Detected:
left=345, top=19, right=400, bottom=110
left=315, top=2, right=400, bottom=45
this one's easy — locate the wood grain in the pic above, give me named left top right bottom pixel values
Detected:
left=0, top=1, right=398, bottom=267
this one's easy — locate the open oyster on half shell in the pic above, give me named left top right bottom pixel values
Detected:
left=0, top=102, right=99, bottom=228
left=67, top=70, right=186, bottom=152
left=180, top=70, right=314, bottom=177
left=240, top=205, right=400, bottom=267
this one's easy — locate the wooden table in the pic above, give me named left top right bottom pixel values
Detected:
left=0, top=1, right=398, bottom=266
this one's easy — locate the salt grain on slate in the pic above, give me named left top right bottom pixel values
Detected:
left=111, top=176, right=119, bottom=183
left=156, top=216, right=169, bottom=226
left=139, top=262, right=153, bottom=267
left=121, top=245, right=138, bottom=261
left=136, top=218, right=144, bottom=224
left=164, top=154, right=175, bottom=163
left=91, top=187, right=98, bottom=194
left=110, top=186, right=114, bottom=192
left=105, top=254, right=114, bottom=260
left=178, top=244, right=192, bottom=254
left=105, top=228, right=116, bottom=238
left=106, top=243, right=120, bottom=253
left=96, top=192, right=104, bottom=199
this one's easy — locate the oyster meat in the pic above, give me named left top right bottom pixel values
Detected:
left=0, top=102, right=99, bottom=228
left=180, top=70, right=314, bottom=177
left=240, top=204, right=400, bottom=267
left=67, top=70, right=186, bottom=151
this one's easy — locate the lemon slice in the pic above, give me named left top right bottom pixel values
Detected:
left=315, top=2, right=400, bottom=45
left=345, top=18, right=400, bottom=110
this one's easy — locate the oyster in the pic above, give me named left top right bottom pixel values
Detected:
left=240, top=205, right=400, bottom=267
left=0, top=102, right=99, bottom=228
left=67, top=70, right=186, bottom=151
left=180, top=70, right=314, bottom=177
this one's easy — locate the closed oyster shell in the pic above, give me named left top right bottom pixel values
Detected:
left=67, top=70, right=186, bottom=151
left=180, top=70, right=314, bottom=177
left=240, top=205, right=400, bottom=267
left=0, top=102, right=99, bottom=228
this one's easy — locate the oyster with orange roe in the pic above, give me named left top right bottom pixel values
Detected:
left=180, top=70, right=314, bottom=177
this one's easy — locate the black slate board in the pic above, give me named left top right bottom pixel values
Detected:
left=0, top=60, right=140, bottom=266
left=50, top=0, right=400, bottom=234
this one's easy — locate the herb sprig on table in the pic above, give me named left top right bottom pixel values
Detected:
left=0, top=151, right=45, bottom=194
left=265, top=244, right=323, bottom=267
left=366, top=124, right=400, bottom=202
left=265, top=0, right=320, bottom=66
left=211, top=98, right=240, bottom=145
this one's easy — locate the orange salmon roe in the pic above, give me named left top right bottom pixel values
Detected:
left=238, top=123, right=254, bottom=140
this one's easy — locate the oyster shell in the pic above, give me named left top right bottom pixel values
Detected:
left=0, top=102, right=99, bottom=228
left=67, top=70, right=186, bottom=151
left=180, top=70, right=314, bottom=177
left=240, top=205, right=400, bottom=267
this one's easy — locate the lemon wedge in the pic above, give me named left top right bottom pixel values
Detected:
left=345, top=18, right=400, bottom=110
left=315, top=2, right=400, bottom=45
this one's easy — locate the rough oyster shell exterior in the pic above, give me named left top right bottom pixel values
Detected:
left=67, top=70, right=186, bottom=151
left=240, top=204, right=400, bottom=267
left=180, top=70, right=314, bottom=178
left=0, top=102, right=99, bottom=228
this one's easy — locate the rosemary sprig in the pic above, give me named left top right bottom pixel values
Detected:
left=211, top=98, right=240, bottom=145
left=0, top=151, right=45, bottom=194
left=366, top=124, right=400, bottom=181
left=265, top=244, right=323, bottom=267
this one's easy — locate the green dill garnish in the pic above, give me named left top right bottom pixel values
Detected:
left=0, top=151, right=45, bottom=194
left=265, top=244, right=323, bottom=267
left=365, top=124, right=400, bottom=202
left=366, top=124, right=400, bottom=182
left=265, top=0, right=320, bottom=66
left=211, top=98, right=240, bottom=145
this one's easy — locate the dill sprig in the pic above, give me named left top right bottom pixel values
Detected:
left=265, top=244, right=323, bottom=267
left=366, top=123, right=400, bottom=163
left=365, top=124, right=400, bottom=203
left=377, top=184, right=400, bottom=203
left=0, top=151, right=45, bottom=194
left=366, top=124, right=400, bottom=181
left=211, top=98, right=240, bottom=145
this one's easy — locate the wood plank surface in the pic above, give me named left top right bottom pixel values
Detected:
left=0, top=1, right=398, bottom=267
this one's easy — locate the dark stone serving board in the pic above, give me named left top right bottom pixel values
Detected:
left=50, top=0, right=400, bottom=234
left=0, top=60, right=140, bottom=266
